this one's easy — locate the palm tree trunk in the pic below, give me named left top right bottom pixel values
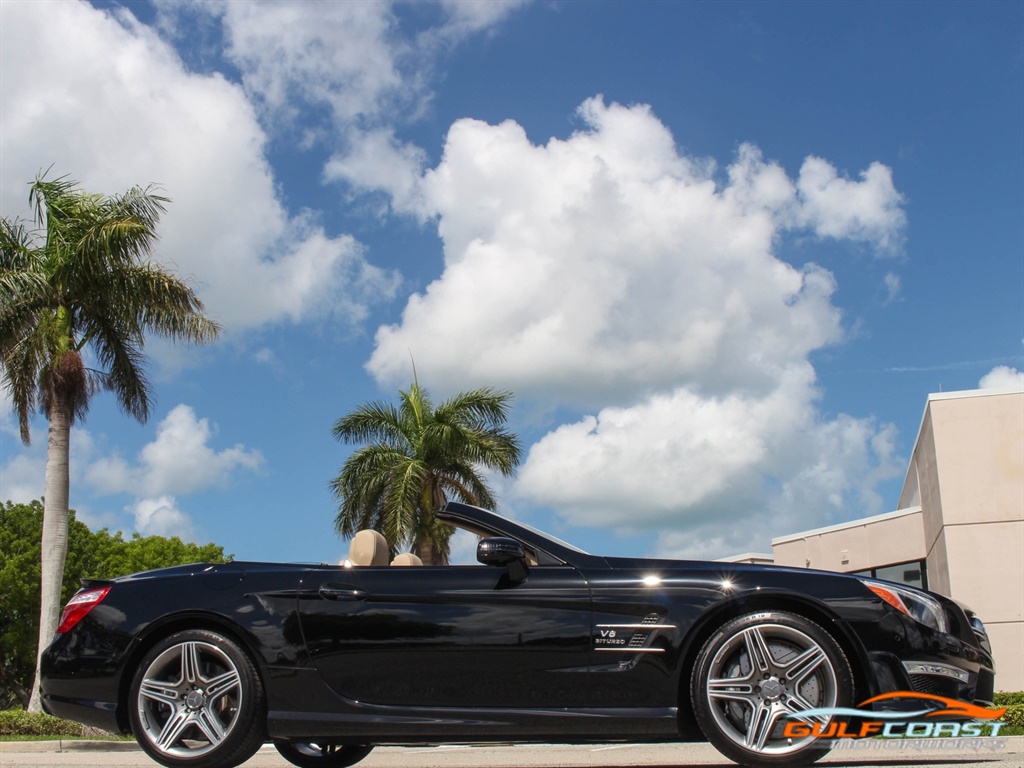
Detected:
left=416, top=537, right=436, bottom=567
left=27, top=402, right=71, bottom=713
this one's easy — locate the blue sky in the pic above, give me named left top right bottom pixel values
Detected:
left=1, top=0, right=1021, bottom=565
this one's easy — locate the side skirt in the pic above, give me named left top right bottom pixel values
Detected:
left=267, top=705, right=680, bottom=742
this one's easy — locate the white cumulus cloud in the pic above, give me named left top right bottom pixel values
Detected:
left=516, top=368, right=901, bottom=547
left=213, top=1, right=410, bottom=128
left=86, top=404, right=263, bottom=497
left=364, top=97, right=907, bottom=557
left=164, top=1, right=527, bottom=213
left=794, top=156, right=906, bottom=251
left=883, top=272, right=902, bottom=304
left=0, top=0, right=398, bottom=333
left=82, top=404, right=261, bottom=540
left=369, top=98, right=902, bottom=401
left=0, top=452, right=47, bottom=505
left=0, top=419, right=100, bottom=507
left=129, top=496, right=195, bottom=540
left=979, top=366, right=1024, bottom=390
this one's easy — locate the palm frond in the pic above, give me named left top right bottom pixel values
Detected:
left=28, top=174, right=80, bottom=230
left=87, top=319, right=152, bottom=422
left=93, top=264, right=220, bottom=344
left=76, top=186, right=168, bottom=270
left=0, top=218, right=42, bottom=271
left=399, top=383, right=432, bottom=430
left=332, top=402, right=408, bottom=448
left=0, top=290, right=52, bottom=361
left=381, top=458, right=429, bottom=550
left=331, top=381, right=521, bottom=563
left=3, top=332, right=46, bottom=443
left=333, top=446, right=408, bottom=536
left=435, top=387, right=513, bottom=427
left=0, top=269, right=50, bottom=310
left=2, top=173, right=219, bottom=437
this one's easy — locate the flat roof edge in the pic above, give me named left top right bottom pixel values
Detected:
left=771, top=505, right=924, bottom=546
left=716, top=552, right=775, bottom=563
left=927, top=386, right=1023, bottom=403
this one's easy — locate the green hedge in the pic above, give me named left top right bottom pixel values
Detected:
left=999, top=704, right=1024, bottom=729
left=0, top=710, right=86, bottom=737
left=993, top=691, right=1024, bottom=731
left=994, top=691, right=1024, bottom=707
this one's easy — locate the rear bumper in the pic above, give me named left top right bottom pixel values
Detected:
left=41, top=692, right=122, bottom=733
left=40, top=637, right=127, bottom=734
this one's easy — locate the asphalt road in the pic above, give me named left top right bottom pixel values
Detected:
left=1, top=738, right=1021, bottom=768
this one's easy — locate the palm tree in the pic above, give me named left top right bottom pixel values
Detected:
left=331, top=381, right=522, bottom=565
left=0, top=173, right=220, bottom=711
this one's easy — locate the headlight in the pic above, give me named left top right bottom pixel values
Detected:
left=859, top=578, right=948, bottom=633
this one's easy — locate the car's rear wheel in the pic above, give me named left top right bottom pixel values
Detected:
left=274, top=741, right=374, bottom=768
left=129, top=629, right=266, bottom=768
left=691, top=611, right=853, bottom=768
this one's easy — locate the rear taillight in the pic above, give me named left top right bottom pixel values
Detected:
left=57, top=586, right=110, bottom=633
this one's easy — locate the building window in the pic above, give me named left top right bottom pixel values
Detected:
left=850, top=560, right=927, bottom=590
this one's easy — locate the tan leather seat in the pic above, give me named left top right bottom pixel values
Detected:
left=390, top=553, right=423, bottom=566
left=344, top=529, right=389, bottom=567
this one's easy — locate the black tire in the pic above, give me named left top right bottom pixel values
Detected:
left=691, top=610, right=854, bottom=768
left=274, top=741, right=374, bottom=768
left=128, top=629, right=266, bottom=768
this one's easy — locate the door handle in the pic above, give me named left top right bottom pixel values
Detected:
left=318, top=584, right=368, bottom=601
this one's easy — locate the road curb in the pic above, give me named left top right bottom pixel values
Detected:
left=0, top=739, right=140, bottom=752
left=0, top=735, right=1020, bottom=759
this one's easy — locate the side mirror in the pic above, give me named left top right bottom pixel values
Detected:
left=477, top=537, right=529, bottom=582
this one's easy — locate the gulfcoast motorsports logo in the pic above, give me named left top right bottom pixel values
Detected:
left=783, top=692, right=1009, bottom=753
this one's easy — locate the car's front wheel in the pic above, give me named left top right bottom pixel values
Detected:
left=128, top=629, right=266, bottom=768
left=274, top=741, right=374, bottom=768
left=691, top=610, right=853, bottom=768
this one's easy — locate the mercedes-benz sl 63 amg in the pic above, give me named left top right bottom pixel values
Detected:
left=41, top=502, right=995, bottom=768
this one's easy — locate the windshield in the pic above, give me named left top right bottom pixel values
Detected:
left=509, top=516, right=590, bottom=555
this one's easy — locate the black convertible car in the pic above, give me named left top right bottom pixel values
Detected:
left=41, top=502, right=995, bottom=768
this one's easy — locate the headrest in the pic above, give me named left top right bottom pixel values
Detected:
left=347, top=529, right=389, bottom=566
left=391, top=552, right=423, bottom=566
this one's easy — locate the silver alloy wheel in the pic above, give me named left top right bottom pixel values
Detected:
left=135, top=639, right=243, bottom=758
left=704, top=622, right=838, bottom=755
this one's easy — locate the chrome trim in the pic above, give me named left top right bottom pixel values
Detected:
left=592, top=620, right=675, bottom=657
left=902, top=661, right=970, bottom=683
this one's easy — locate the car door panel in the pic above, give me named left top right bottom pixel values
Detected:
left=297, top=565, right=593, bottom=708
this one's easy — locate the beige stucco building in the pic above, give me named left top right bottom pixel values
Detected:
left=767, top=387, right=1023, bottom=692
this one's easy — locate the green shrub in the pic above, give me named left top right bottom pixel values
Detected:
left=994, top=691, right=1024, bottom=707
left=999, top=703, right=1024, bottom=729
left=0, top=709, right=85, bottom=737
